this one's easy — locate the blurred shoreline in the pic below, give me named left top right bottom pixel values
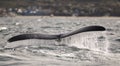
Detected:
left=7, top=16, right=120, bottom=18
left=1, top=0, right=120, bottom=17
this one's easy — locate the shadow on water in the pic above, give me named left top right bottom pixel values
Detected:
left=0, top=62, right=28, bottom=66
left=0, top=56, right=21, bottom=61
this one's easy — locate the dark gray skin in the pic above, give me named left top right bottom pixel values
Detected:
left=8, top=25, right=106, bottom=42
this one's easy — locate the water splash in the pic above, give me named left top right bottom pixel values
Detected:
left=60, top=31, right=109, bottom=52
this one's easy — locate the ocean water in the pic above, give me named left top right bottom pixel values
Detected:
left=0, top=17, right=120, bottom=66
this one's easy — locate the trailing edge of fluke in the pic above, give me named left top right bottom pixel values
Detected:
left=8, top=25, right=106, bottom=42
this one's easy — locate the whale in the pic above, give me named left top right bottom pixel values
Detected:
left=8, top=25, right=106, bottom=42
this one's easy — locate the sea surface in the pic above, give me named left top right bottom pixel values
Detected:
left=0, top=16, right=120, bottom=66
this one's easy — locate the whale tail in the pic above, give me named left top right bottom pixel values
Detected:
left=8, top=25, right=105, bottom=42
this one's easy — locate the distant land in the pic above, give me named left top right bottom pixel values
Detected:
left=0, top=0, right=120, bottom=16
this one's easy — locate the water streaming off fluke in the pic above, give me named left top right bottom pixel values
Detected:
left=59, top=31, right=109, bottom=52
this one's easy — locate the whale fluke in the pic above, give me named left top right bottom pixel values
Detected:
left=8, top=34, right=60, bottom=42
left=60, top=25, right=105, bottom=38
left=8, top=25, right=105, bottom=42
